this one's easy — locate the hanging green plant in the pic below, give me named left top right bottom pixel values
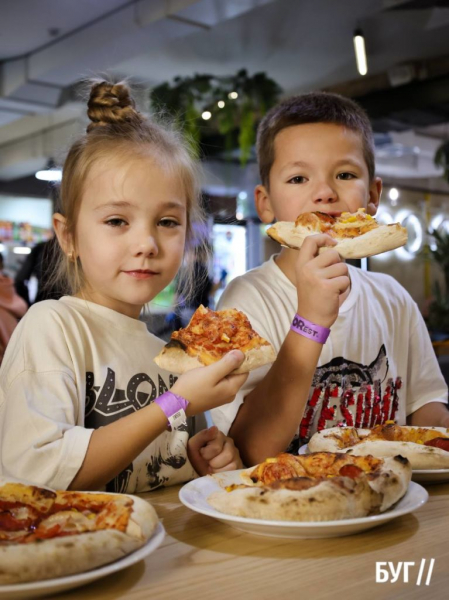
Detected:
left=150, top=69, right=282, bottom=165
left=434, top=140, right=449, bottom=184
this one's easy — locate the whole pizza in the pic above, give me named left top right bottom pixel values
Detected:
left=267, top=208, right=407, bottom=259
left=0, top=479, right=159, bottom=584
left=207, top=451, right=411, bottom=521
left=308, top=423, right=449, bottom=470
left=154, top=305, right=276, bottom=374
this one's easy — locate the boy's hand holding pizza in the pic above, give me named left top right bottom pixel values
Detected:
left=187, top=425, right=243, bottom=476
left=294, top=233, right=350, bottom=328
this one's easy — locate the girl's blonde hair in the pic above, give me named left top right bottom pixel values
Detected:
left=52, top=80, right=207, bottom=305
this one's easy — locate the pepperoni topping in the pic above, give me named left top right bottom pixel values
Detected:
left=424, top=438, right=449, bottom=452
left=338, top=464, right=364, bottom=478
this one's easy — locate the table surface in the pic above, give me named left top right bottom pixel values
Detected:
left=44, top=479, right=449, bottom=600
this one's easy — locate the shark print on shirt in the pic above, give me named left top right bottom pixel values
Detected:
left=287, top=345, right=402, bottom=453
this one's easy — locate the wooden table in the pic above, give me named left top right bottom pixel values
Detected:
left=49, top=482, right=449, bottom=600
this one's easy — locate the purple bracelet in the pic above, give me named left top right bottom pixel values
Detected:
left=154, top=391, right=189, bottom=430
left=290, top=314, right=330, bottom=344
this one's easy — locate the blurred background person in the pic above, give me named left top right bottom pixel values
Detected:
left=14, top=237, right=63, bottom=306
left=0, top=253, right=27, bottom=363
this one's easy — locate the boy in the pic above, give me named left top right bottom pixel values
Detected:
left=211, top=92, right=449, bottom=466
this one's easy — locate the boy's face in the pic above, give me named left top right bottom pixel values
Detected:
left=255, top=122, right=382, bottom=224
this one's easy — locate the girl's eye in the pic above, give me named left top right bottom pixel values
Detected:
left=337, top=172, right=356, bottom=180
left=159, top=218, right=179, bottom=228
left=288, top=175, right=307, bottom=184
left=105, top=218, right=127, bottom=227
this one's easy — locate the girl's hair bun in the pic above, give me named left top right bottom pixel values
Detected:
left=86, top=81, right=142, bottom=132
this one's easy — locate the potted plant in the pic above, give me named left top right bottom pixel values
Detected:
left=428, top=228, right=449, bottom=339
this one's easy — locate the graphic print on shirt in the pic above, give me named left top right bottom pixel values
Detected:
left=290, top=345, right=402, bottom=451
left=85, top=368, right=188, bottom=492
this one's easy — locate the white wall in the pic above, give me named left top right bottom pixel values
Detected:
left=0, top=195, right=53, bottom=228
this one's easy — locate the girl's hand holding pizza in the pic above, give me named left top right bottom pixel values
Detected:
left=295, top=234, right=350, bottom=328
left=187, top=426, right=243, bottom=476
left=171, top=350, right=248, bottom=416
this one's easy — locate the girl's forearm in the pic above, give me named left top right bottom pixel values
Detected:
left=69, top=403, right=167, bottom=490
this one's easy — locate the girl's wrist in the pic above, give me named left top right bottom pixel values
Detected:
left=154, top=391, right=189, bottom=430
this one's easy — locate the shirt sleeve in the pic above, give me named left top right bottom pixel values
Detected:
left=1, top=369, right=93, bottom=489
left=406, top=305, right=448, bottom=415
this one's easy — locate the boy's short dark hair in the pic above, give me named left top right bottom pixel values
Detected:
left=256, top=92, right=375, bottom=188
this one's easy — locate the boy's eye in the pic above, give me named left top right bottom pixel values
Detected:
left=337, top=172, right=356, bottom=180
left=105, top=218, right=127, bottom=227
left=159, top=218, right=179, bottom=228
left=288, top=175, right=307, bottom=184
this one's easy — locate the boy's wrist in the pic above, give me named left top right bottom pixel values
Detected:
left=290, top=313, right=330, bottom=344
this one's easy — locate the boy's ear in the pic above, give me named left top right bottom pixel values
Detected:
left=367, top=177, right=382, bottom=216
left=254, top=185, right=275, bottom=224
left=53, top=213, right=73, bottom=256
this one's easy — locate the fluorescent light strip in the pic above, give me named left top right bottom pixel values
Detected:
left=35, top=169, right=62, bottom=182
left=353, top=33, right=367, bottom=76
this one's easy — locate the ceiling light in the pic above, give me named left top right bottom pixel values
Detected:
left=201, top=111, right=212, bottom=120
left=389, top=188, right=399, bottom=201
left=228, top=91, right=238, bottom=100
left=35, top=159, right=62, bottom=182
left=353, top=29, right=368, bottom=76
left=217, top=101, right=225, bottom=108
left=13, top=247, right=32, bottom=255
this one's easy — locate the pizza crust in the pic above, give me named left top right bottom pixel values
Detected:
left=154, top=340, right=276, bottom=374
left=208, top=454, right=410, bottom=521
left=0, top=491, right=158, bottom=584
left=309, top=426, right=449, bottom=470
left=268, top=221, right=407, bottom=259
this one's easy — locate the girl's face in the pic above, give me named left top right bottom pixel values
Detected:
left=73, top=154, right=187, bottom=318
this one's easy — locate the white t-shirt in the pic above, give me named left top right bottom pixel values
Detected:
left=0, top=296, right=198, bottom=492
left=212, top=256, right=448, bottom=451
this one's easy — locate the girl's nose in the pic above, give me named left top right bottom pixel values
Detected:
left=134, top=233, right=159, bottom=257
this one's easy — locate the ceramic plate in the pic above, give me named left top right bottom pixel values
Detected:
left=0, top=523, right=165, bottom=600
left=179, top=471, right=428, bottom=539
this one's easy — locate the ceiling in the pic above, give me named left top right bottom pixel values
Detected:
left=1, top=0, right=449, bottom=189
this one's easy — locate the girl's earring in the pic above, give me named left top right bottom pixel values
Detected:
left=67, top=251, right=75, bottom=262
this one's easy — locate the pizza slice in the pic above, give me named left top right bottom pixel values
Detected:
left=207, top=451, right=411, bottom=521
left=154, top=305, right=276, bottom=374
left=267, top=208, right=407, bottom=259
left=0, top=480, right=159, bottom=584
left=308, top=423, right=449, bottom=470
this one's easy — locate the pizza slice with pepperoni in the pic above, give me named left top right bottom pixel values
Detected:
left=308, top=423, right=449, bottom=470
left=0, top=480, right=158, bottom=584
left=267, top=208, right=407, bottom=259
left=154, top=305, right=276, bottom=374
left=207, top=451, right=411, bottom=521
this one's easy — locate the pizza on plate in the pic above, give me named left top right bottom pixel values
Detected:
left=154, top=304, right=276, bottom=374
left=308, top=423, right=449, bottom=470
left=207, top=451, right=411, bottom=522
left=0, top=479, right=159, bottom=584
left=267, top=208, right=407, bottom=259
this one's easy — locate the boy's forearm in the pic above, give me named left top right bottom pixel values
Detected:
left=69, top=403, right=167, bottom=490
left=229, top=332, right=322, bottom=466
left=408, top=401, right=449, bottom=428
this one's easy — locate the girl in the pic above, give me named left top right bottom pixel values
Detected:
left=0, top=81, right=247, bottom=493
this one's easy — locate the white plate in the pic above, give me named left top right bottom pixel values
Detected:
left=0, top=522, right=165, bottom=600
left=179, top=471, right=428, bottom=539
left=412, top=469, right=449, bottom=484
left=299, top=444, right=449, bottom=484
